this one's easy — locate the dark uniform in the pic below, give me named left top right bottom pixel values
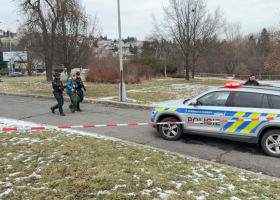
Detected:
left=76, top=72, right=86, bottom=111
left=51, top=73, right=66, bottom=116
left=244, top=79, right=259, bottom=86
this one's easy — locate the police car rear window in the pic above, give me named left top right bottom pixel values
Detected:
left=231, top=92, right=269, bottom=108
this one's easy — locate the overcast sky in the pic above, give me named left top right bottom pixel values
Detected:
left=0, top=0, right=279, bottom=40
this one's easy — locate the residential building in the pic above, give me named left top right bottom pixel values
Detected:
left=97, top=40, right=114, bottom=49
left=16, top=28, right=27, bottom=39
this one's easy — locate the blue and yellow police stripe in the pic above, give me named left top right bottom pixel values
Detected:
left=153, top=108, right=186, bottom=122
left=223, top=112, right=276, bottom=134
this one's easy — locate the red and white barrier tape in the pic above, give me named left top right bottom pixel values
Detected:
left=1, top=117, right=279, bottom=131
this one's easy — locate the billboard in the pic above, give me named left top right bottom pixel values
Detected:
left=3, top=51, right=28, bottom=62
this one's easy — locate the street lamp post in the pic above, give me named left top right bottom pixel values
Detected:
left=0, top=20, right=19, bottom=73
left=117, top=0, right=126, bottom=101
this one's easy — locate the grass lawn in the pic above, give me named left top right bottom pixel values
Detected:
left=1, top=127, right=280, bottom=199
left=0, top=75, right=226, bottom=104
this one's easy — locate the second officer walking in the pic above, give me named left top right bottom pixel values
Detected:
left=67, top=74, right=79, bottom=113
left=76, top=72, right=86, bottom=111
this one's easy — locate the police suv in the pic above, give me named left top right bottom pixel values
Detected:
left=151, top=82, right=280, bottom=157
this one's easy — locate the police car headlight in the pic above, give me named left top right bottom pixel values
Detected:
left=151, top=106, right=160, bottom=115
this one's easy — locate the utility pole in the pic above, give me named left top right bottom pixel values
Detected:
left=117, top=0, right=126, bottom=101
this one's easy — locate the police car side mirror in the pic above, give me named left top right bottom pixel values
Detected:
left=190, top=100, right=197, bottom=106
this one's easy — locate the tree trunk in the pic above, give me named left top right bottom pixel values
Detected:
left=45, top=57, right=53, bottom=81
left=164, top=58, right=167, bottom=77
left=192, top=66, right=195, bottom=79
left=185, top=66, right=190, bottom=81
left=67, top=66, right=71, bottom=78
left=185, top=58, right=190, bottom=80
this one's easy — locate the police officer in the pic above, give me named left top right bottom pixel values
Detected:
left=244, top=74, right=260, bottom=86
left=76, top=72, right=86, bottom=112
left=50, top=73, right=66, bottom=116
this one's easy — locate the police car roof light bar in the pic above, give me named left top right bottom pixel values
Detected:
left=225, top=82, right=242, bottom=88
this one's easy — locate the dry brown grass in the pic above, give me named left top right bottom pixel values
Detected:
left=0, top=128, right=279, bottom=199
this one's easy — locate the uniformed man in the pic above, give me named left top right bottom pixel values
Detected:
left=76, top=72, right=86, bottom=112
left=244, top=74, right=260, bottom=86
left=50, top=73, right=66, bottom=116
left=67, top=74, right=79, bottom=113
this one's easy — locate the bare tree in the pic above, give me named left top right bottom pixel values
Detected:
left=14, top=0, right=61, bottom=80
left=223, top=22, right=242, bottom=42
left=53, top=0, right=102, bottom=76
left=158, top=39, right=173, bottom=77
left=18, top=30, right=44, bottom=75
left=153, top=0, right=224, bottom=80
left=14, top=0, right=101, bottom=80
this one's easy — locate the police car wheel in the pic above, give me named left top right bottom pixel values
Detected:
left=159, top=117, right=182, bottom=141
left=261, top=129, right=280, bottom=158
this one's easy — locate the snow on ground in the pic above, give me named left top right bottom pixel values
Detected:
left=0, top=117, right=278, bottom=199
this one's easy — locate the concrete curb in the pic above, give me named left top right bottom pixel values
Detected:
left=0, top=92, right=154, bottom=110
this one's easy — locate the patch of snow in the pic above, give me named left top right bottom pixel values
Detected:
left=98, top=96, right=117, bottom=100
left=241, top=189, right=247, bottom=193
left=147, top=179, right=153, bottom=187
left=32, top=187, right=47, bottom=190
left=112, top=184, right=126, bottom=191
left=9, top=172, right=22, bottom=177
left=224, top=184, right=235, bottom=191
left=141, top=189, right=152, bottom=195
left=211, top=168, right=223, bottom=173
left=187, top=190, right=193, bottom=195
left=231, top=197, right=241, bottom=200
left=97, top=190, right=111, bottom=196
left=29, top=172, right=41, bottom=179
left=0, top=188, right=13, bottom=197
left=195, top=195, right=206, bottom=200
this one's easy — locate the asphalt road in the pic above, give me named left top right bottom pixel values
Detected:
left=1, top=94, right=280, bottom=178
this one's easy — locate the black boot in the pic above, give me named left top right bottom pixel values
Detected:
left=50, top=107, right=55, bottom=114
left=60, top=113, right=65, bottom=116
left=77, top=108, right=82, bottom=112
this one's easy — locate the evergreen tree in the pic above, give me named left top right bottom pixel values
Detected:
left=257, top=28, right=270, bottom=73
left=113, top=46, right=118, bottom=52
left=257, top=28, right=270, bottom=57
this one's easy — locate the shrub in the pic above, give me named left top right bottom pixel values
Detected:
left=0, top=68, right=9, bottom=76
left=85, top=59, right=161, bottom=84
left=166, top=63, right=178, bottom=74
left=130, top=56, right=162, bottom=72
left=170, top=73, right=185, bottom=78
left=131, top=56, right=178, bottom=74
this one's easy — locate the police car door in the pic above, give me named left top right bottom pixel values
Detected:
left=223, top=92, right=272, bottom=141
left=185, top=91, right=230, bottom=136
